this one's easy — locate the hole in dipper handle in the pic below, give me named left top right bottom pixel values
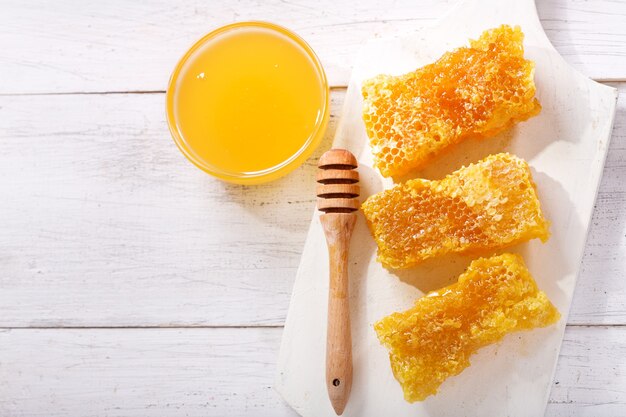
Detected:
left=332, top=378, right=341, bottom=387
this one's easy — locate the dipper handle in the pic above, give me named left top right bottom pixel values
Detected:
left=317, top=149, right=359, bottom=415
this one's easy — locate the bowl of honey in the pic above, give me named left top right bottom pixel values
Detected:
left=166, top=21, right=330, bottom=184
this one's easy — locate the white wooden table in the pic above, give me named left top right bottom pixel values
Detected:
left=0, top=1, right=624, bottom=416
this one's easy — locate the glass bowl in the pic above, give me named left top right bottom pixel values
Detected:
left=166, top=21, right=329, bottom=185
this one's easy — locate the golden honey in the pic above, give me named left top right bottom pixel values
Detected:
left=375, top=253, right=560, bottom=402
left=167, top=22, right=329, bottom=184
left=362, top=25, right=541, bottom=177
left=362, top=153, right=549, bottom=269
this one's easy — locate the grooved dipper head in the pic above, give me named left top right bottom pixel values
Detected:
left=316, top=149, right=360, bottom=213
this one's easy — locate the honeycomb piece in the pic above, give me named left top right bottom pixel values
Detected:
left=361, top=153, right=549, bottom=269
left=375, top=253, right=560, bottom=402
left=362, top=25, right=541, bottom=177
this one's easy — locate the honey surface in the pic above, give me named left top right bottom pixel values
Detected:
left=374, top=253, right=560, bottom=402
left=361, top=153, right=549, bottom=269
left=171, top=25, right=326, bottom=175
left=362, top=25, right=541, bottom=177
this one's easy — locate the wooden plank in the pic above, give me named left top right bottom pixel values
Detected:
left=0, top=327, right=295, bottom=417
left=536, top=0, right=626, bottom=82
left=0, top=326, right=623, bottom=416
left=0, top=91, right=342, bottom=327
left=546, top=326, right=626, bottom=417
left=569, top=82, right=626, bottom=325
left=0, top=87, right=624, bottom=327
left=1, top=0, right=625, bottom=95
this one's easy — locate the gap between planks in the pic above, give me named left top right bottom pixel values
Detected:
left=0, top=87, right=348, bottom=97
left=1, top=80, right=625, bottom=96
left=1, top=324, right=624, bottom=330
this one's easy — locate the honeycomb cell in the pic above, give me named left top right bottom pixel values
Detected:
left=361, top=153, right=549, bottom=269
left=374, top=253, right=561, bottom=402
left=362, top=25, right=541, bottom=177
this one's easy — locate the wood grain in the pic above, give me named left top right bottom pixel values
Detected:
left=569, top=83, right=626, bottom=326
left=0, top=91, right=340, bottom=327
left=0, top=86, right=624, bottom=327
left=1, top=0, right=625, bottom=95
left=1, top=1, right=624, bottom=414
left=321, top=213, right=356, bottom=415
left=0, top=327, right=623, bottom=416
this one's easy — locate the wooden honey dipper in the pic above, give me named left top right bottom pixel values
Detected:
left=316, top=149, right=359, bottom=415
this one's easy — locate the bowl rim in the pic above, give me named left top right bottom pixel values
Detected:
left=165, top=21, right=330, bottom=184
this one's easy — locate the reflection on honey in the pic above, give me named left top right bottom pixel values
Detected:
left=167, top=22, right=328, bottom=183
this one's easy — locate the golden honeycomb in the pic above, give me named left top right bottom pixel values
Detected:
left=361, top=153, right=549, bottom=269
left=362, top=25, right=541, bottom=177
left=374, top=253, right=560, bottom=402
